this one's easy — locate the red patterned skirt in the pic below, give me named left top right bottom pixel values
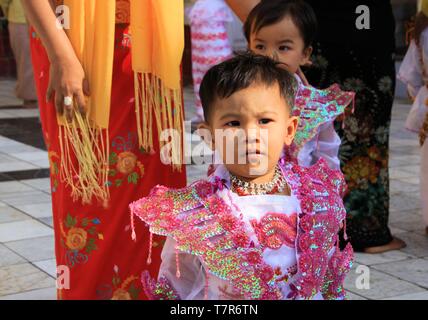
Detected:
left=29, top=24, right=187, bottom=300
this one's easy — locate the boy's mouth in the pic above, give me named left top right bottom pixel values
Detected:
left=245, top=150, right=265, bottom=164
left=245, top=148, right=264, bottom=155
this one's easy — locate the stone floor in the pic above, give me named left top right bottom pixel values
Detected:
left=0, top=79, right=427, bottom=300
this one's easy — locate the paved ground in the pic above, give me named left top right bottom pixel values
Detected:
left=0, top=79, right=427, bottom=300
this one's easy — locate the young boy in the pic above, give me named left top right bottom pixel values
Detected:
left=130, top=53, right=353, bottom=300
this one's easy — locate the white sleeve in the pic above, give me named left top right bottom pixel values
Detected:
left=313, top=122, right=341, bottom=170
left=298, top=122, right=341, bottom=170
left=158, top=237, right=207, bottom=300
left=397, top=40, right=423, bottom=99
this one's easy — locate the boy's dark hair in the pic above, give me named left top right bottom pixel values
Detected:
left=199, top=52, right=297, bottom=122
left=243, top=0, right=317, bottom=49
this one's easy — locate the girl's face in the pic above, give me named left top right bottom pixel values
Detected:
left=249, top=15, right=312, bottom=74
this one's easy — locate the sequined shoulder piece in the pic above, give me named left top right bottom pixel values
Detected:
left=130, top=180, right=212, bottom=236
left=131, top=180, right=283, bottom=300
left=291, top=84, right=355, bottom=159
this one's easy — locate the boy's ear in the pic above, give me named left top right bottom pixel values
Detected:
left=300, top=46, right=313, bottom=67
left=284, top=116, right=299, bottom=146
left=196, top=122, right=215, bottom=150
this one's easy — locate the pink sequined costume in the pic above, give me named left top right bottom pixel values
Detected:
left=188, top=0, right=233, bottom=121
left=130, top=158, right=354, bottom=300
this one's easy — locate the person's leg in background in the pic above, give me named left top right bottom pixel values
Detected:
left=8, top=21, right=38, bottom=108
left=421, top=119, right=428, bottom=235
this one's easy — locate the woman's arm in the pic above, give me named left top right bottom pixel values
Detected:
left=225, top=0, right=260, bottom=22
left=0, top=0, right=11, bottom=16
left=20, top=0, right=89, bottom=119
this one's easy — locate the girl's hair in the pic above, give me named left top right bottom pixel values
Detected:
left=243, top=0, right=318, bottom=49
left=414, top=11, right=428, bottom=46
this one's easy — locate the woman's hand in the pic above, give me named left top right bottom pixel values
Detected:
left=47, top=56, right=90, bottom=121
left=20, top=0, right=90, bottom=121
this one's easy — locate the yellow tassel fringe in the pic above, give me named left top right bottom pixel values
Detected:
left=56, top=74, right=183, bottom=206
left=135, top=72, right=184, bottom=172
left=58, top=110, right=110, bottom=207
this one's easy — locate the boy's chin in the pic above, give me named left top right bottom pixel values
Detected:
left=234, top=163, right=271, bottom=178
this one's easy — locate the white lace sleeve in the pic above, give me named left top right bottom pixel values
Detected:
left=397, top=40, right=423, bottom=99
left=298, top=122, right=341, bottom=170
left=158, top=237, right=207, bottom=300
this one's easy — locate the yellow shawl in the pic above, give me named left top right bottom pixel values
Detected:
left=421, top=0, right=428, bottom=16
left=61, top=0, right=184, bottom=205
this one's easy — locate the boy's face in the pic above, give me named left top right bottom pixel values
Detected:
left=199, top=83, right=298, bottom=180
left=249, top=15, right=312, bottom=74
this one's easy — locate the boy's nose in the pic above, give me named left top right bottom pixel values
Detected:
left=269, top=51, right=279, bottom=61
left=244, top=127, right=260, bottom=144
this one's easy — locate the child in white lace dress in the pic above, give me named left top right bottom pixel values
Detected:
left=398, top=4, right=428, bottom=234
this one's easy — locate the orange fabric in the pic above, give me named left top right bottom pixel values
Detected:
left=47, top=0, right=184, bottom=205
left=64, top=0, right=115, bottom=128
left=130, top=0, right=184, bottom=90
left=51, top=0, right=130, bottom=23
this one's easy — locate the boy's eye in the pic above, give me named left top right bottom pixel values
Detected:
left=278, top=45, right=290, bottom=52
left=225, top=121, right=240, bottom=127
left=255, top=44, right=265, bottom=51
left=259, top=118, right=273, bottom=125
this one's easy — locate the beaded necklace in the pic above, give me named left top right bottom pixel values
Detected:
left=229, top=165, right=289, bottom=196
